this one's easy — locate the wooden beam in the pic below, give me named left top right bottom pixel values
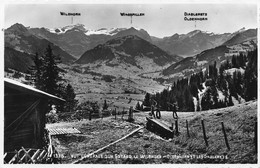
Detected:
left=72, top=126, right=143, bottom=164
left=31, top=149, right=41, bottom=162
left=146, top=117, right=173, bottom=139
left=37, top=150, right=46, bottom=161
left=19, top=148, right=32, bottom=162
left=5, top=78, right=65, bottom=102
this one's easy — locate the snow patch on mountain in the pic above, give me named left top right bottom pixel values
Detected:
left=225, top=67, right=245, bottom=75
left=233, top=27, right=246, bottom=34
left=232, top=96, right=239, bottom=105
left=174, top=64, right=181, bottom=70
left=193, top=97, right=198, bottom=112
left=237, top=95, right=246, bottom=104
left=85, top=28, right=127, bottom=36
left=47, top=24, right=128, bottom=36
left=198, top=82, right=207, bottom=111
left=197, top=60, right=208, bottom=66
left=49, top=24, right=86, bottom=34
left=186, top=30, right=201, bottom=38
left=168, top=72, right=185, bottom=79
left=217, top=89, right=225, bottom=101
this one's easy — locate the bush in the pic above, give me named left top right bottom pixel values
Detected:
left=12, top=71, right=23, bottom=78
left=102, top=75, right=115, bottom=82
left=46, top=113, right=59, bottom=123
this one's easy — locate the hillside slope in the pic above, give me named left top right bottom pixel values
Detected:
left=52, top=100, right=257, bottom=164
left=76, top=35, right=182, bottom=66
left=123, top=100, right=257, bottom=164
left=161, top=39, right=257, bottom=82
left=5, top=23, right=76, bottom=63
left=223, top=29, right=257, bottom=46
left=4, top=47, right=34, bottom=72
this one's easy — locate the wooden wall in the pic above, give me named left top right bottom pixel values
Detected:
left=4, top=87, right=48, bottom=152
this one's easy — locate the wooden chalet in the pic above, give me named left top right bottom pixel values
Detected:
left=4, top=78, right=65, bottom=153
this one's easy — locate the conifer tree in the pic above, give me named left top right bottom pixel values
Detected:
left=41, top=44, right=62, bottom=95
left=244, top=49, right=257, bottom=101
left=103, top=100, right=108, bottom=110
left=143, top=93, right=151, bottom=106
left=228, top=95, right=234, bottom=106
left=135, top=101, right=141, bottom=111
left=30, top=44, right=78, bottom=113
left=29, top=52, right=44, bottom=89
left=58, top=84, right=78, bottom=112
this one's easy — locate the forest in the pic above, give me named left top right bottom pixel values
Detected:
left=142, top=49, right=257, bottom=112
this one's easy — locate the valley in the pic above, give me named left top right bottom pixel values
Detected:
left=60, top=63, right=166, bottom=110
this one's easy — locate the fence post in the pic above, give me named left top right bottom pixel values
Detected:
left=115, top=108, right=117, bottom=120
left=122, top=107, right=125, bottom=120
left=89, top=112, right=92, bottom=121
left=101, top=111, right=103, bottom=120
left=221, top=122, right=230, bottom=150
left=172, top=123, right=174, bottom=138
left=128, top=107, right=131, bottom=120
left=131, top=106, right=134, bottom=119
left=186, top=120, right=190, bottom=138
left=201, top=119, right=208, bottom=147
left=175, top=119, right=179, bottom=135
left=255, top=121, right=257, bottom=153
left=128, top=106, right=133, bottom=121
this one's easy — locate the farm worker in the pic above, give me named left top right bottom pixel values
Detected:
left=153, top=100, right=161, bottom=119
left=150, top=103, right=155, bottom=118
left=167, top=102, right=178, bottom=119
left=172, top=103, right=178, bottom=119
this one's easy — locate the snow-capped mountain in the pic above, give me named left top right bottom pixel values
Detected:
left=5, top=23, right=76, bottom=64
left=84, top=28, right=127, bottom=36
left=28, top=24, right=152, bottom=58
left=47, top=24, right=128, bottom=36
left=151, top=30, right=232, bottom=57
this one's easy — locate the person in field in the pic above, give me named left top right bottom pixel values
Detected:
left=150, top=99, right=161, bottom=119
left=167, top=102, right=178, bottom=119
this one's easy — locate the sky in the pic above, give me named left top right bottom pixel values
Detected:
left=4, top=2, right=258, bottom=38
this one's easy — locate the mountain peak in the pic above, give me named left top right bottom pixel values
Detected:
left=7, top=23, right=28, bottom=33
left=233, top=27, right=246, bottom=34
left=186, top=29, right=202, bottom=37
left=129, top=27, right=142, bottom=31
left=76, top=34, right=180, bottom=66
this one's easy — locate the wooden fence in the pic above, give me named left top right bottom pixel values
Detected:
left=48, top=106, right=136, bottom=123
left=146, top=113, right=257, bottom=153
left=4, top=129, right=61, bottom=164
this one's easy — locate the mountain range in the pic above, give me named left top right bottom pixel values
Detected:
left=4, top=23, right=257, bottom=86
left=76, top=35, right=181, bottom=67
left=152, top=30, right=231, bottom=57
left=5, top=23, right=76, bottom=63
left=22, top=23, right=255, bottom=59
left=161, top=35, right=257, bottom=82
left=28, top=24, right=152, bottom=58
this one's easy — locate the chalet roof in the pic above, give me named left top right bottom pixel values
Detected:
left=4, top=78, right=65, bottom=102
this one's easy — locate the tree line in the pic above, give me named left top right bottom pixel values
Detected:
left=29, top=44, right=78, bottom=112
left=142, top=49, right=257, bottom=112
